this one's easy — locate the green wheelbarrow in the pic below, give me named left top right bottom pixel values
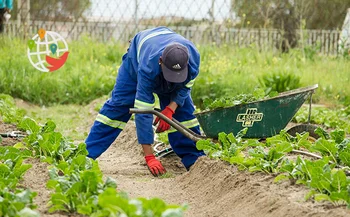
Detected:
left=129, top=84, right=319, bottom=157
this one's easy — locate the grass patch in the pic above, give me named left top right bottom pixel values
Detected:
left=192, top=45, right=350, bottom=108
left=158, top=172, right=174, bottom=179
left=1, top=36, right=350, bottom=108
left=0, top=35, right=124, bottom=105
left=16, top=96, right=108, bottom=141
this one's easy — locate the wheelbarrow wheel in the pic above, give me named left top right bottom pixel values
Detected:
left=286, top=124, right=320, bottom=141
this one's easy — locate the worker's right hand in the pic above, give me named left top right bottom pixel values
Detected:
left=144, top=154, right=166, bottom=176
left=153, top=106, right=175, bottom=133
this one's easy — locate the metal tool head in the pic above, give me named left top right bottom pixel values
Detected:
left=0, top=131, right=26, bottom=138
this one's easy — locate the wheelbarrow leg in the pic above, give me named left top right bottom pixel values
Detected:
left=308, top=92, right=313, bottom=124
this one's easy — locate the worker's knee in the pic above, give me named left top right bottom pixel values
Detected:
left=181, top=152, right=206, bottom=170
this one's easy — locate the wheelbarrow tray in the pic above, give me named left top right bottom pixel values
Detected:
left=195, top=84, right=318, bottom=139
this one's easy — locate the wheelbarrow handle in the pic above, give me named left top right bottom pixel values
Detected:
left=129, top=108, right=207, bottom=142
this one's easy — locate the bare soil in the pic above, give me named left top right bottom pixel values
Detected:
left=2, top=101, right=350, bottom=217
left=98, top=122, right=350, bottom=217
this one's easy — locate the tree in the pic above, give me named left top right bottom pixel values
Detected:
left=271, top=0, right=299, bottom=52
left=230, top=0, right=350, bottom=52
left=12, top=0, right=91, bottom=22
left=231, top=0, right=300, bottom=52
left=231, top=0, right=350, bottom=30
left=302, top=0, right=350, bottom=30
left=231, top=0, right=276, bottom=29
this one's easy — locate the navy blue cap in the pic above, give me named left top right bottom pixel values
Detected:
left=161, top=43, right=189, bottom=83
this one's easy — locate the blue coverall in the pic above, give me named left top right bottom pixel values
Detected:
left=0, top=0, right=12, bottom=33
left=0, top=0, right=13, bottom=10
left=85, top=27, right=205, bottom=169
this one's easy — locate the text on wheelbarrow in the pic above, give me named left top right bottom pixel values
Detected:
left=236, top=108, right=264, bottom=127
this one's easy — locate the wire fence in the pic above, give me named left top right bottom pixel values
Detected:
left=2, top=0, right=350, bottom=55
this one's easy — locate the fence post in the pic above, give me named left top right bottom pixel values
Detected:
left=339, top=8, right=350, bottom=54
left=17, top=0, right=30, bottom=38
left=134, top=0, right=138, bottom=33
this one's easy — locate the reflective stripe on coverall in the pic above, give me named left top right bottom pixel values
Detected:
left=85, top=27, right=205, bottom=169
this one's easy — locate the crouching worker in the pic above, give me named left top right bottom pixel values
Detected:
left=85, top=26, right=205, bottom=176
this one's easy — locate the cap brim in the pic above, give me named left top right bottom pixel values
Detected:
left=162, top=64, right=188, bottom=83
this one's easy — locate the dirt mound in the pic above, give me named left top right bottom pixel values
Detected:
left=100, top=122, right=350, bottom=217
left=114, top=121, right=144, bottom=159
left=22, top=159, right=56, bottom=216
left=178, top=157, right=350, bottom=217
left=85, top=96, right=109, bottom=115
left=98, top=121, right=186, bottom=176
left=22, top=158, right=68, bottom=217
left=97, top=122, right=148, bottom=177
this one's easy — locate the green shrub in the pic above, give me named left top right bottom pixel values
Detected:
left=259, top=71, right=301, bottom=94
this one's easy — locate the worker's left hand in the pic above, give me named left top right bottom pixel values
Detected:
left=145, top=154, right=166, bottom=176
left=153, top=106, right=174, bottom=133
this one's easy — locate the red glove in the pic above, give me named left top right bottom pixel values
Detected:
left=153, top=106, right=175, bottom=133
left=145, top=154, right=166, bottom=176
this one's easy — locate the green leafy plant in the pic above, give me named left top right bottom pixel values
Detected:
left=47, top=159, right=112, bottom=213
left=85, top=188, right=185, bottom=217
left=0, top=95, right=40, bottom=217
left=293, top=106, right=350, bottom=134
left=0, top=188, right=39, bottom=217
left=0, top=146, right=32, bottom=189
left=303, top=43, right=320, bottom=61
left=259, top=71, right=301, bottom=94
left=19, top=118, right=88, bottom=164
left=0, top=94, right=26, bottom=124
left=197, top=127, right=350, bottom=207
left=203, top=88, right=277, bottom=110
